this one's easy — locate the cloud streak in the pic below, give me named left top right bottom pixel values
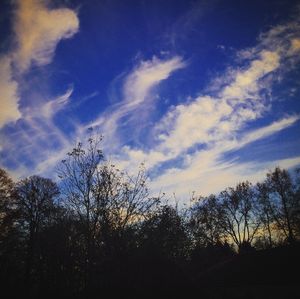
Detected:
left=0, top=0, right=79, bottom=177
left=27, top=87, right=74, bottom=120
left=87, top=56, right=186, bottom=149
left=0, top=0, right=79, bottom=129
left=0, top=57, right=20, bottom=127
left=112, top=16, right=300, bottom=199
left=13, top=0, right=79, bottom=72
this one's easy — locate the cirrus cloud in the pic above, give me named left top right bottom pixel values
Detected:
left=13, top=0, right=79, bottom=72
left=0, top=0, right=79, bottom=129
left=0, top=57, right=20, bottom=127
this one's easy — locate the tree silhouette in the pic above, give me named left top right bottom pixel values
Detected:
left=256, top=182, right=275, bottom=247
left=0, top=159, right=299, bottom=296
left=0, top=169, right=22, bottom=292
left=57, top=135, right=160, bottom=290
left=15, top=175, right=60, bottom=287
left=0, top=168, right=15, bottom=246
left=261, top=167, right=299, bottom=244
left=218, top=181, right=260, bottom=252
left=190, top=194, right=224, bottom=247
left=140, top=205, right=189, bottom=259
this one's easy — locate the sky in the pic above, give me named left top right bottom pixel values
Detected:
left=1, top=0, right=300, bottom=202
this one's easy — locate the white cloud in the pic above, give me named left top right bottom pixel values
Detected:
left=0, top=57, right=21, bottom=127
left=113, top=18, right=300, bottom=200
left=23, top=87, right=74, bottom=120
left=238, top=115, right=300, bottom=147
left=156, top=96, right=233, bottom=155
left=0, top=1, right=79, bottom=174
left=0, top=113, right=74, bottom=180
left=148, top=116, right=299, bottom=199
left=0, top=0, right=79, bottom=131
left=136, top=49, right=282, bottom=166
left=123, top=56, right=185, bottom=107
left=7, top=56, right=186, bottom=179
left=118, top=48, right=284, bottom=171
left=150, top=155, right=300, bottom=201
left=222, top=51, right=280, bottom=99
left=13, top=0, right=79, bottom=72
left=88, top=56, right=186, bottom=149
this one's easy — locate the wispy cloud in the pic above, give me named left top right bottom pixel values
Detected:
left=2, top=55, right=186, bottom=178
left=150, top=154, right=300, bottom=201
left=149, top=116, right=300, bottom=199
left=0, top=57, right=20, bottom=127
left=87, top=56, right=186, bottom=149
left=23, top=87, right=74, bottom=120
left=13, top=0, right=79, bottom=72
left=0, top=0, right=79, bottom=177
left=0, top=0, right=79, bottom=129
left=113, top=16, right=300, bottom=199
left=238, top=116, right=300, bottom=148
left=123, top=56, right=185, bottom=107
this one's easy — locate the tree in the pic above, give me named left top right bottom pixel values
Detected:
left=0, top=168, right=21, bottom=290
left=57, top=135, right=160, bottom=289
left=58, top=136, right=104, bottom=282
left=140, top=205, right=188, bottom=259
left=256, top=182, right=275, bottom=248
left=294, top=168, right=300, bottom=238
left=15, top=175, right=60, bottom=281
left=189, top=194, right=224, bottom=247
left=0, top=168, right=15, bottom=243
left=218, top=181, right=260, bottom=252
left=262, top=167, right=299, bottom=243
left=94, top=163, right=160, bottom=256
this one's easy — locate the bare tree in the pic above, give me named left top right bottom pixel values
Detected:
left=256, top=182, right=275, bottom=247
left=218, top=181, right=260, bottom=252
left=16, top=175, right=60, bottom=279
left=190, top=195, right=224, bottom=247
left=262, top=167, right=299, bottom=243
left=57, top=134, right=160, bottom=287
left=58, top=136, right=104, bottom=276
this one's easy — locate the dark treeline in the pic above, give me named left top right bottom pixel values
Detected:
left=0, top=136, right=300, bottom=297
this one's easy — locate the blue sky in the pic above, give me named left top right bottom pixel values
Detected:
left=1, top=0, right=300, bottom=201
